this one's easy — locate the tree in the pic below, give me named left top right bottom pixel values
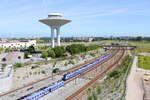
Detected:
left=97, top=85, right=101, bottom=94
left=136, top=36, right=143, bottom=41
left=66, top=44, right=86, bottom=55
left=0, top=48, right=4, bottom=53
left=92, top=92, right=98, bottom=100
left=47, top=49, right=55, bottom=58
left=5, top=48, right=11, bottom=52
left=53, top=46, right=65, bottom=57
left=87, top=95, right=93, bottom=100
left=24, top=51, right=30, bottom=58
left=2, top=64, right=7, bottom=68
left=41, top=51, right=48, bottom=58
left=28, top=45, right=35, bottom=53
left=14, top=63, right=23, bottom=68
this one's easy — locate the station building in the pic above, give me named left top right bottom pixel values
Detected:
left=0, top=40, right=36, bottom=48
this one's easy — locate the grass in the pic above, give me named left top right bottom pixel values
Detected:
left=129, top=41, right=150, bottom=47
left=129, top=41, right=150, bottom=53
left=14, top=47, right=101, bottom=69
left=87, top=56, right=132, bottom=100
left=137, top=48, right=150, bottom=53
left=138, top=55, right=150, bottom=70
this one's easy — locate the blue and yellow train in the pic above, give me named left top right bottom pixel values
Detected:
left=20, top=54, right=112, bottom=100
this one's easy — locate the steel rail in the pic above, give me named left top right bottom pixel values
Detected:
left=64, top=49, right=119, bottom=84
left=17, top=48, right=118, bottom=99
left=0, top=50, right=111, bottom=97
left=65, top=49, right=124, bottom=100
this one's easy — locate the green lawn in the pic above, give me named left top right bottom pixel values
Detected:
left=129, top=41, right=150, bottom=47
left=138, top=55, right=150, bottom=70
left=129, top=41, right=150, bottom=53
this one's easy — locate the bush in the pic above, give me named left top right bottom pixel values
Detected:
left=68, top=60, right=75, bottom=65
left=92, top=92, right=98, bottom=100
left=14, top=63, right=23, bottom=68
left=41, top=52, right=48, bottom=58
left=66, top=44, right=86, bottom=55
left=47, top=49, right=55, bottom=58
left=87, top=95, right=93, bottom=100
left=108, top=71, right=120, bottom=78
left=53, top=46, right=66, bottom=57
left=5, top=48, right=11, bottom=52
left=66, top=44, right=99, bottom=55
left=24, top=51, right=30, bottom=58
left=97, top=85, right=101, bottom=94
left=2, top=64, right=7, bottom=68
left=0, top=48, right=4, bottom=52
left=27, top=45, right=35, bottom=53
left=41, top=70, right=46, bottom=74
left=86, top=45, right=99, bottom=51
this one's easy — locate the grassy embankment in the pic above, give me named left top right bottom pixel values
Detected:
left=129, top=41, right=150, bottom=53
left=87, top=55, right=132, bottom=100
left=14, top=44, right=101, bottom=69
left=138, top=55, right=150, bottom=70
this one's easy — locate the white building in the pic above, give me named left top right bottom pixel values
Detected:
left=0, top=40, right=36, bottom=48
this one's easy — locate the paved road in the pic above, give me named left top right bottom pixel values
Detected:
left=126, top=56, right=144, bottom=100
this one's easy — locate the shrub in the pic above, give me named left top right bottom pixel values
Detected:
left=41, top=70, right=46, bottom=74
left=24, top=51, right=30, bottom=58
left=14, top=63, right=23, bottom=68
left=66, top=44, right=86, bottom=55
left=41, top=52, right=48, bottom=58
left=68, top=60, right=75, bottom=65
left=47, top=49, right=55, bottom=58
left=108, top=71, right=120, bottom=78
left=53, top=46, right=65, bottom=57
left=87, top=95, right=93, bottom=100
left=5, top=48, right=11, bottom=52
left=2, top=64, right=7, bottom=67
left=66, top=44, right=99, bottom=55
left=27, top=45, right=36, bottom=53
left=97, top=85, right=101, bottom=94
left=92, top=92, right=98, bottom=100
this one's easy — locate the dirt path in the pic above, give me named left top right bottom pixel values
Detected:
left=125, top=56, right=144, bottom=100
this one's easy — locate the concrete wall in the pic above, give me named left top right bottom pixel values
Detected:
left=0, top=65, right=13, bottom=93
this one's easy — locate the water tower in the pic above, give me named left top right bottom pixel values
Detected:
left=39, top=13, right=71, bottom=48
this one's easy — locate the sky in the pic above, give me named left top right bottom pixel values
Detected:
left=0, top=0, right=150, bottom=38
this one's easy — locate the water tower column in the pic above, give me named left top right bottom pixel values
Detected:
left=51, top=27, right=55, bottom=48
left=56, top=27, right=60, bottom=46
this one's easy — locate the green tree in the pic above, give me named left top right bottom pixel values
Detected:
left=97, top=85, right=101, bottom=94
left=5, top=48, right=11, bottom=52
left=41, top=51, right=48, bottom=58
left=2, top=64, right=7, bottom=68
left=47, top=49, right=55, bottom=58
left=28, top=45, right=35, bottom=53
left=24, top=51, right=30, bottom=58
left=136, top=36, right=143, bottom=41
left=0, top=48, right=4, bottom=52
left=53, top=46, right=65, bottom=57
left=66, top=44, right=86, bottom=54
left=87, top=95, right=93, bottom=100
left=92, top=92, right=98, bottom=100
left=14, top=63, right=23, bottom=68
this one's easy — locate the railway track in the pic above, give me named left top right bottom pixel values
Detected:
left=0, top=50, right=112, bottom=99
left=65, top=48, right=125, bottom=100
left=39, top=48, right=121, bottom=100
left=19, top=48, right=119, bottom=100
left=64, top=50, right=118, bottom=84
